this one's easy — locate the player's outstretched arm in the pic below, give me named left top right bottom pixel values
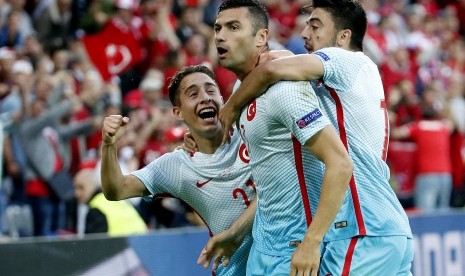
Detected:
left=291, top=125, right=353, bottom=276
left=198, top=197, right=256, bottom=271
left=219, top=54, right=324, bottom=144
left=101, top=115, right=148, bottom=200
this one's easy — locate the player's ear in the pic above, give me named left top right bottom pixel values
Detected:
left=256, top=28, right=268, bottom=47
left=337, top=29, right=351, bottom=48
left=173, top=107, right=184, bottom=121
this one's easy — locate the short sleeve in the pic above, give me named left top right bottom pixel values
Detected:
left=131, top=151, right=183, bottom=199
left=312, top=47, right=359, bottom=93
left=266, top=81, right=331, bottom=145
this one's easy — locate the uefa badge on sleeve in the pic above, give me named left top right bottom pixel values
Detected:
left=296, top=109, right=323, bottom=129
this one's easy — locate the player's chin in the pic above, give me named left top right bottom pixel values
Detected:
left=195, top=118, right=217, bottom=131
left=218, top=58, right=233, bottom=68
left=199, top=124, right=221, bottom=137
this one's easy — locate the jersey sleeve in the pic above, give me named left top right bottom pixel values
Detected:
left=266, top=80, right=331, bottom=145
left=232, top=79, right=242, bottom=94
left=312, top=47, right=356, bottom=93
left=131, top=151, right=183, bottom=198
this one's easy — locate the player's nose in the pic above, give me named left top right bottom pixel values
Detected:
left=300, top=26, right=310, bottom=40
left=215, top=28, right=226, bottom=43
left=199, top=89, right=212, bottom=103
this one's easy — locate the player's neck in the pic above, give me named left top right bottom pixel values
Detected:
left=193, top=131, right=224, bottom=154
left=235, top=63, right=257, bottom=81
left=236, top=63, right=259, bottom=81
left=236, top=48, right=268, bottom=81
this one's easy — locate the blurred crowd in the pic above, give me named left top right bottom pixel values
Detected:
left=0, top=0, right=464, bottom=238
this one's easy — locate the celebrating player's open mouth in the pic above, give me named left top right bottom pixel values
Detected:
left=216, top=46, right=229, bottom=59
left=197, top=106, right=218, bottom=124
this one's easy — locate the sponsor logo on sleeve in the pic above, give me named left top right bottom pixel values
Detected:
left=289, top=240, right=302, bottom=247
left=314, top=51, right=330, bottom=61
left=296, top=109, right=323, bottom=129
left=334, top=221, right=348, bottom=229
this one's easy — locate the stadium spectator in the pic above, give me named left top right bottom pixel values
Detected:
left=0, top=60, right=32, bottom=215
left=284, top=14, right=309, bottom=55
left=379, top=47, right=417, bottom=101
left=0, top=0, right=34, bottom=44
left=0, top=9, right=24, bottom=48
left=73, top=168, right=147, bottom=236
left=123, top=68, right=165, bottom=114
left=175, top=4, right=213, bottom=45
left=389, top=79, right=423, bottom=127
left=448, top=71, right=465, bottom=207
left=392, top=98, right=454, bottom=212
left=452, top=0, right=465, bottom=36
left=18, top=79, right=101, bottom=236
left=33, top=0, right=73, bottom=53
left=140, top=0, right=181, bottom=70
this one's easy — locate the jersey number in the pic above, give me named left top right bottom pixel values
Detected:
left=233, top=179, right=256, bottom=207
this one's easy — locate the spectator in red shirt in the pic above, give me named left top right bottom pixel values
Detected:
left=389, top=79, right=423, bottom=127
left=123, top=68, right=165, bottom=114
left=392, top=103, right=454, bottom=212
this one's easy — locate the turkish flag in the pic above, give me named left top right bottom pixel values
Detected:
left=82, top=21, right=143, bottom=82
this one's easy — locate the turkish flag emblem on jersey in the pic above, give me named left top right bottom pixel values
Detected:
left=82, top=20, right=143, bottom=82
left=246, top=99, right=256, bottom=121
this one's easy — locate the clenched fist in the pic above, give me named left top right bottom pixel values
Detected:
left=102, top=115, right=129, bottom=146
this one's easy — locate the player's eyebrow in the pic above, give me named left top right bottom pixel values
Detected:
left=214, top=19, right=241, bottom=29
left=308, top=17, right=322, bottom=25
left=204, top=82, right=217, bottom=88
left=184, top=81, right=217, bottom=93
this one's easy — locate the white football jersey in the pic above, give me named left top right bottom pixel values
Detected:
left=132, top=131, right=254, bottom=275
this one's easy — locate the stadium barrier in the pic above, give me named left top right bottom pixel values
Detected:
left=410, top=210, right=465, bottom=276
left=0, top=211, right=464, bottom=275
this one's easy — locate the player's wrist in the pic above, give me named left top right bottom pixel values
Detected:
left=303, top=231, right=324, bottom=245
left=229, top=224, right=248, bottom=243
left=102, top=141, right=117, bottom=148
left=225, top=96, right=242, bottom=112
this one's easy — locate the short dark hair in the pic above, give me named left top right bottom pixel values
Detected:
left=168, top=65, right=217, bottom=106
left=218, top=0, right=269, bottom=35
left=311, top=0, right=367, bottom=51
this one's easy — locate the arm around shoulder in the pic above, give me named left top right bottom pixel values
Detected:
left=266, top=54, right=325, bottom=82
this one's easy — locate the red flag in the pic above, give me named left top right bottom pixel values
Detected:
left=82, top=21, right=143, bottom=82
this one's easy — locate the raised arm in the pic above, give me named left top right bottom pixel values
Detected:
left=100, top=115, right=149, bottom=200
left=219, top=54, right=325, bottom=143
left=291, top=125, right=353, bottom=276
